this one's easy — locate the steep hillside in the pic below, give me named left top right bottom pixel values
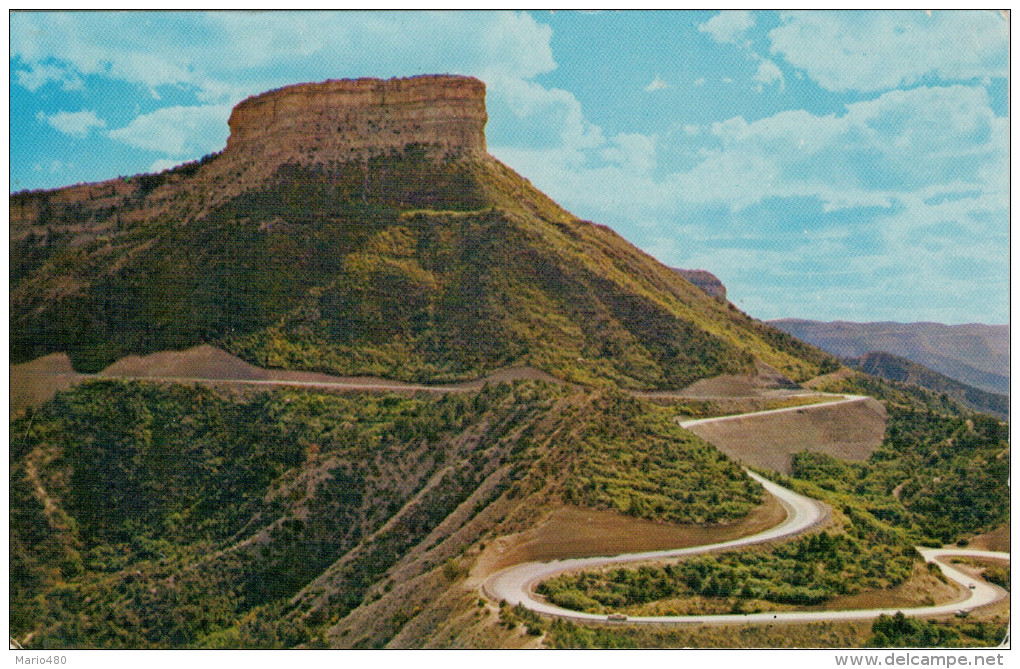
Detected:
left=847, top=351, right=1008, bottom=419
left=10, top=379, right=767, bottom=648
left=11, top=75, right=838, bottom=390
left=770, top=319, right=1009, bottom=395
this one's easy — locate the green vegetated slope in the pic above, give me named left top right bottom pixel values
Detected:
left=11, top=380, right=765, bottom=648
left=10, top=150, right=837, bottom=389
left=538, top=613, right=1006, bottom=649
left=847, top=351, right=1008, bottom=419
left=539, top=527, right=915, bottom=614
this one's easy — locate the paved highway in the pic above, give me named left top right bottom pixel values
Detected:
left=485, top=398, right=1009, bottom=627
left=483, top=468, right=829, bottom=620
left=678, top=394, right=869, bottom=429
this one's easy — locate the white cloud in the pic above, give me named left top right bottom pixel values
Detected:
left=15, top=62, right=84, bottom=92
left=769, top=10, right=1008, bottom=92
left=753, top=59, right=784, bottom=90
left=107, top=104, right=231, bottom=156
left=11, top=11, right=558, bottom=104
left=698, top=11, right=754, bottom=45
left=600, top=133, right=656, bottom=174
left=492, top=84, right=1004, bottom=267
left=644, top=75, right=669, bottom=92
left=478, top=11, right=555, bottom=80
left=677, top=85, right=1004, bottom=212
left=149, top=158, right=183, bottom=173
left=693, top=78, right=706, bottom=86
left=493, top=77, right=605, bottom=152
left=38, top=109, right=106, bottom=137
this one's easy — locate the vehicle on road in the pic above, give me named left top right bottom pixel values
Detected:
left=607, top=613, right=628, bottom=622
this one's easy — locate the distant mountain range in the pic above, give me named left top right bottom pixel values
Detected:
left=846, top=351, right=1008, bottom=419
left=770, top=319, right=1009, bottom=396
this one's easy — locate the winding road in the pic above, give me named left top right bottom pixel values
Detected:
left=15, top=359, right=1009, bottom=633
left=484, top=396, right=1010, bottom=628
left=676, top=394, right=869, bottom=429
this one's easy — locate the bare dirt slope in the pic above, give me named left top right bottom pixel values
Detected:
left=969, top=524, right=1010, bottom=552
left=476, top=492, right=787, bottom=576
left=13, top=345, right=571, bottom=413
left=10, top=353, right=83, bottom=417
left=95, top=345, right=567, bottom=390
left=683, top=397, right=887, bottom=474
left=669, top=361, right=802, bottom=399
left=98, top=344, right=269, bottom=380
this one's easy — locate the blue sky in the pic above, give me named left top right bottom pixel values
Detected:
left=9, top=10, right=1009, bottom=324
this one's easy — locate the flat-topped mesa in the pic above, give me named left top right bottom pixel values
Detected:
left=225, top=75, right=488, bottom=166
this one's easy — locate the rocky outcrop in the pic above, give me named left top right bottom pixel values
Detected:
left=225, top=75, right=487, bottom=166
left=675, top=268, right=727, bottom=301
left=10, top=75, right=490, bottom=240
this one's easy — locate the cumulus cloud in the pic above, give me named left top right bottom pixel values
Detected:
left=14, top=10, right=570, bottom=168
left=769, top=10, right=1008, bottom=92
left=600, top=133, right=656, bottom=174
left=644, top=75, right=669, bottom=92
left=753, top=59, right=784, bottom=90
left=38, top=109, right=106, bottom=137
left=492, top=77, right=605, bottom=152
left=677, top=85, right=1004, bottom=211
left=107, top=104, right=231, bottom=156
left=11, top=11, right=558, bottom=103
left=15, top=62, right=84, bottom=92
left=489, top=82, right=1006, bottom=321
left=698, top=11, right=754, bottom=45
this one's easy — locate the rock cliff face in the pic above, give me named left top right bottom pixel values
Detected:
left=675, top=268, right=727, bottom=301
left=225, top=75, right=488, bottom=166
